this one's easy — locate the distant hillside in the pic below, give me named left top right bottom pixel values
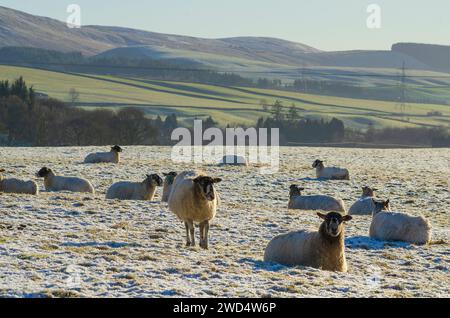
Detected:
left=392, top=43, right=450, bottom=72
left=0, top=5, right=445, bottom=72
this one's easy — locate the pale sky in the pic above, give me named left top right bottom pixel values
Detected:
left=1, top=0, right=449, bottom=51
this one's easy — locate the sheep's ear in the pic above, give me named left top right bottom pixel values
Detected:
left=342, top=215, right=352, bottom=222
left=317, top=212, right=327, bottom=220
left=298, top=187, right=305, bottom=191
left=163, top=173, right=168, bottom=176
left=212, top=178, right=222, bottom=184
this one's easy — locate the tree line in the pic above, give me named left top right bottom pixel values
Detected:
left=0, top=78, right=178, bottom=146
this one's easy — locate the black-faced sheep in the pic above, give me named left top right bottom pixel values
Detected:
left=168, top=171, right=222, bottom=249
left=161, top=172, right=177, bottom=202
left=0, top=170, right=38, bottom=195
left=36, top=167, right=95, bottom=194
left=84, top=145, right=123, bottom=164
left=288, top=185, right=346, bottom=213
left=369, top=199, right=431, bottom=245
left=106, top=174, right=163, bottom=200
left=264, top=212, right=352, bottom=272
left=312, top=159, right=349, bottom=180
left=348, top=186, right=377, bottom=216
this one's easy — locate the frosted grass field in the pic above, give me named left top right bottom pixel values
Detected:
left=0, top=146, right=449, bottom=297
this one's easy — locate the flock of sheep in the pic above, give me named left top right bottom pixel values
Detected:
left=0, top=146, right=432, bottom=274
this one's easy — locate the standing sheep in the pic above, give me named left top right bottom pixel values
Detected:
left=348, top=186, right=377, bottom=216
left=0, top=170, right=39, bottom=195
left=288, top=185, right=346, bottom=213
left=369, top=199, right=431, bottom=245
left=312, top=159, right=349, bottom=180
left=161, top=172, right=177, bottom=202
left=168, top=171, right=222, bottom=249
left=264, top=212, right=353, bottom=272
left=106, top=174, right=163, bottom=200
left=84, top=145, right=123, bottom=164
left=36, top=167, right=95, bottom=194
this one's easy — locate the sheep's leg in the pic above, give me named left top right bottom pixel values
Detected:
left=199, top=221, right=210, bottom=249
left=188, top=220, right=196, bottom=246
left=184, top=221, right=192, bottom=247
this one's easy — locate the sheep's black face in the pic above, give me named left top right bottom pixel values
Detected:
left=318, top=212, right=352, bottom=237
left=289, top=185, right=304, bottom=197
left=362, top=186, right=374, bottom=197
left=163, top=172, right=177, bottom=185
left=146, top=174, right=163, bottom=187
left=312, top=159, right=323, bottom=168
left=111, top=145, right=123, bottom=153
left=372, top=199, right=390, bottom=214
left=37, top=167, right=51, bottom=178
left=194, top=176, right=222, bottom=201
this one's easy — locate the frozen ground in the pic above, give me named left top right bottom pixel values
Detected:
left=0, top=146, right=449, bottom=298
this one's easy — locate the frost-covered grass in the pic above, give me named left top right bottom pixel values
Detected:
left=0, top=146, right=448, bottom=298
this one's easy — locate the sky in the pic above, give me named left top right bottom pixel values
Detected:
left=1, top=0, right=449, bottom=51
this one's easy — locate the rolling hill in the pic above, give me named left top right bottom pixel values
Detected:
left=1, top=65, right=448, bottom=129
left=0, top=5, right=448, bottom=73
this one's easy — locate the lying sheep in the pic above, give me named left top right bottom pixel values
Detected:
left=168, top=171, right=222, bottom=249
left=219, top=155, right=248, bottom=166
left=36, top=167, right=95, bottom=194
left=312, top=159, right=349, bottom=180
left=348, top=186, right=376, bottom=216
left=288, top=185, right=346, bottom=213
left=0, top=170, right=38, bottom=195
left=369, top=199, right=431, bottom=245
left=106, top=174, right=163, bottom=200
left=264, top=212, right=353, bottom=272
left=84, top=145, right=123, bottom=164
left=161, top=172, right=177, bottom=202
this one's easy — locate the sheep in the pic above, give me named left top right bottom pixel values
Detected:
left=288, top=185, right=346, bottom=213
left=369, top=199, right=431, bottom=245
left=219, top=155, right=248, bottom=166
left=168, top=171, right=222, bottom=249
left=84, top=145, right=123, bottom=164
left=312, top=159, right=349, bottom=180
left=348, top=186, right=377, bottom=216
left=106, top=174, right=163, bottom=200
left=264, top=212, right=353, bottom=272
left=0, top=170, right=38, bottom=195
left=36, top=167, right=95, bottom=194
left=161, top=172, right=177, bottom=202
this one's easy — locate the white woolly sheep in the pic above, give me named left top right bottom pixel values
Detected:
left=36, top=167, right=95, bottom=194
left=84, top=145, right=123, bottom=164
left=348, top=186, right=377, bottom=216
left=312, top=159, right=349, bottom=180
left=288, top=185, right=346, bottom=213
left=264, top=212, right=353, bottom=272
left=106, top=174, right=163, bottom=200
left=161, top=172, right=177, bottom=202
left=369, top=199, right=431, bottom=245
left=168, top=171, right=222, bottom=249
left=0, top=170, right=38, bottom=195
left=219, top=155, right=248, bottom=166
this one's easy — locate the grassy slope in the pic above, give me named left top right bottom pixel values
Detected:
left=0, top=65, right=449, bottom=129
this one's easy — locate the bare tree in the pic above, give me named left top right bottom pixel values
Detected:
left=68, top=88, right=80, bottom=107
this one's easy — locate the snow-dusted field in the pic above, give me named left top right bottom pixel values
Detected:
left=0, top=146, right=449, bottom=298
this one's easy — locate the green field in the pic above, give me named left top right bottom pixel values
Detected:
left=1, top=65, right=449, bottom=129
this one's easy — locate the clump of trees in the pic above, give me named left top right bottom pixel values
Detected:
left=0, top=78, right=179, bottom=146
left=256, top=100, right=345, bottom=143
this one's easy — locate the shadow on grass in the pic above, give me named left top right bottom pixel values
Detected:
left=346, top=236, right=411, bottom=250
left=61, top=241, right=141, bottom=248
left=238, top=257, right=288, bottom=272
